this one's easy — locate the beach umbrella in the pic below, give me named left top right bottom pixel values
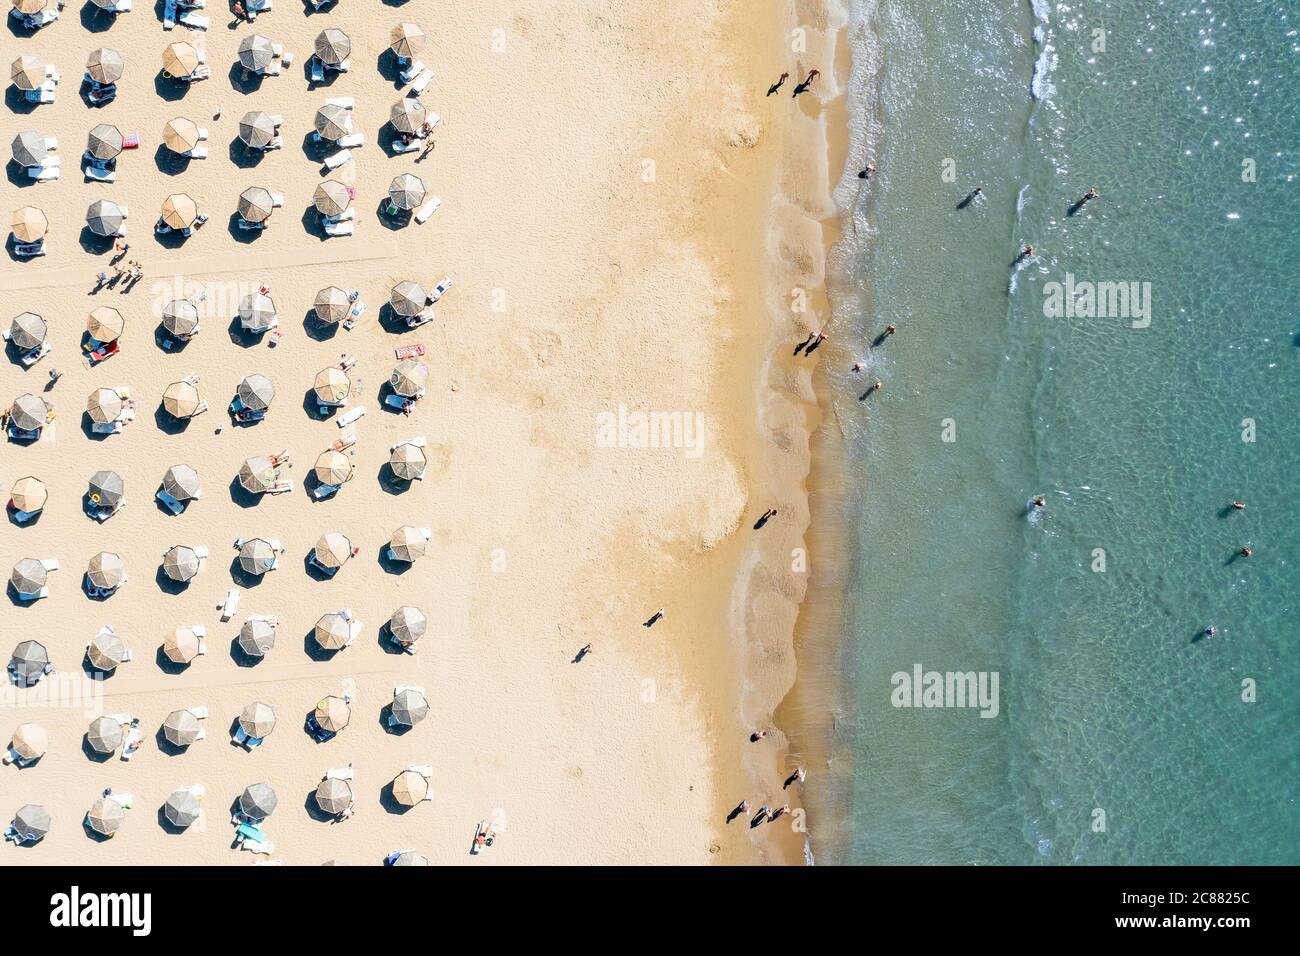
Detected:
left=238, top=292, right=277, bottom=331
left=391, top=770, right=428, bottom=807
left=237, top=187, right=275, bottom=225
left=10, top=559, right=46, bottom=597
left=85, top=200, right=125, bottom=239
left=87, top=306, right=124, bottom=342
left=237, top=373, right=275, bottom=411
left=9, top=394, right=50, bottom=432
left=10, top=55, right=44, bottom=92
left=388, top=173, right=427, bottom=211
left=160, top=193, right=198, bottom=230
left=13, top=804, right=50, bottom=842
left=314, top=28, right=352, bottom=66
left=313, top=613, right=351, bottom=651
left=390, top=280, right=428, bottom=317
left=315, top=778, right=352, bottom=815
left=163, top=626, right=201, bottom=664
left=313, top=103, right=351, bottom=142
left=163, top=789, right=200, bottom=828
left=87, top=631, right=125, bottom=671
left=162, top=545, right=201, bottom=583
left=9, top=312, right=47, bottom=351
left=389, top=99, right=426, bottom=135
left=87, top=124, right=123, bottom=162
left=314, top=532, right=353, bottom=570
left=162, top=117, right=200, bottom=154
left=88, top=470, right=125, bottom=509
left=238, top=456, right=277, bottom=494
left=313, top=285, right=351, bottom=323
left=162, top=299, right=200, bottom=336
left=237, top=538, right=277, bottom=576
left=313, top=696, right=350, bottom=733
left=391, top=687, right=429, bottom=727
left=240, top=783, right=277, bottom=820
left=162, top=709, right=200, bottom=747
left=392, top=851, right=427, bottom=866
left=86, top=387, right=123, bottom=425
left=388, top=526, right=427, bottom=562
left=313, top=367, right=350, bottom=405
left=238, top=619, right=275, bottom=657
left=11, top=722, right=47, bottom=761
left=10, top=641, right=48, bottom=685
left=90, top=0, right=125, bottom=8
left=162, top=42, right=199, bottom=79
left=237, top=111, right=276, bottom=149
left=390, top=22, right=426, bottom=59
left=86, top=715, right=123, bottom=754
left=162, top=380, right=201, bottom=418
left=237, top=34, right=275, bottom=73
left=162, top=464, right=201, bottom=501
left=10, top=476, right=47, bottom=514
left=313, top=181, right=350, bottom=218
left=239, top=701, right=276, bottom=739
left=11, top=131, right=46, bottom=168
left=12, top=0, right=48, bottom=13
left=86, top=48, right=124, bottom=86
left=390, top=606, right=427, bottom=644
left=388, top=442, right=427, bottom=481
left=390, top=359, right=428, bottom=397
left=87, top=797, right=124, bottom=837
left=86, top=551, right=126, bottom=590
left=314, top=449, right=353, bottom=487
left=11, top=206, right=47, bottom=243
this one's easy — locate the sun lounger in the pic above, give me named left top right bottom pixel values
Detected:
left=111, top=0, right=131, bottom=10
left=310, top=58, right=325, bottom=83
left=237, top=218, right=266, bottom=231
left=324, top=220, right=354, bottom=237
left=399, top=60, right=425, bottom=84
left=85, top=165, right=117, bottom=183
left=120, top=728, right=143, bottom=761
left=326, top=763, right=354, bottom=781
left=409, top=69, right=434, bottom=95
left=188, top=65, right=211, bottom=81
left=183, top=145, right=207, bottom=159
left=323, top=148, right=352, bottom=170
left=413, top=196, right=443, bottom=224
left=28, top=165, right=59, bottom=182
left=156, top=489, right=183, bottom=514
left=391, top=138, right=420, bottom=154
left=232, top=725, right=248, bottom=745
left=266, top=479, right=293, bottom=494
left=270, top=193, right=285, bottom=208
left=221, top=587, right=239, bottom=621
left=326, top=208, right=356, bottom=223
left=13, top=241, right=46, bottom=257
left=324, top=96, right=354, bottom=109
left=336, top=405, right=365, bottom=428
left=179, top=12, right=208, bottom=30
left=336, top=132, right=364, bottom=149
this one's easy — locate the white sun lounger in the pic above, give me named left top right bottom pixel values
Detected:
left=43, top=136, right=57, bottom=150
left=188, top=705, right=208, bottom=719
left=336, top=405, right=365, bottom=427
left=324, top=96, right=354, bottom=109
left=399, top=60, right=425, bottom=84
left=28, top=165, right=58, bottom=181
left=323, top=148, right=352, bottom=170
left=183, top=145, right=207, bottom=159
left=336, top=132, right=364, bottom=149
left=85, top=166, right=116, bottom=183
left=221, top=588, right=240, bottom=621
left=323, top=220, right=354, bottom=237
left=391, top=138, right=420, bottom=154
left=179, top=12, right=208, bottom=29
left=409, top=69, right=434, bottom=95
left=414, top=196, right=442, bottom=224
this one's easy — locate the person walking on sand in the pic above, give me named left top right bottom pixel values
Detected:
left=784, top=767, right=805, bottom=789
left=643, top=608, right=664, bottom=628
left=794, top=330, right=815, bottom=356
left=806, top=331, right=827, bottom=355
left=767, top=72, right=789, bottom=96
left=575, top=643, right=593, bottom=662
left=751, top=728, right=767, bottom=743
left=754, top=509, right=778, bottom=529
left=792, top=69, right=819, bottom=97
left=770, top=804, right=790, bottom=822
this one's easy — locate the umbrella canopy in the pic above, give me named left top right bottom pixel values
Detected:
left=313, top=285, right=351, bottom=323
left=237, top=34, right=275, bottom=72
left=237, top=373, right=275, bottom=411
left=389, top=442, right=428, bottom=481
left=313, top=103, right=351, bottom=142
left=163, top=625, right=201, bottom=664
left=239, top=701, right=276, bottom=738
left=390, top=22, right=426, bottom=59
left=90, top=0, right=125, bottom=8
left=162, top=464, right=201, bottom=501
left=238, top=456, right=277, bottom=494
left=315, top=778, right=353, bottom=815
left=313, top=696, right=350, bottom=733
left=11, top=206, right=47, bottom=243
left=9, top=394, right=50, bottom=432
left=10, top=54, right=45, bottom=92
left=391, top=687, right=429, bottom=727
left=389, top=526, right=427, bottom=562
left=160, top=193, right=198, bottom=230
left=86, top=387, right=123, bottom=424
left=85, top=200, right=126, bottom=239
left=86, top=715, right=123, bottom=754
left=9, top=311, right=47, bottom=350
left=13, top=804, right=50, bottom=841
left=314, top=532, right=353, bottom=570
left=313, top=367, right=350, bottom=405
left=390, top=605, right=427, bottom=644
left=86, top=47, right=124, bottom=85
left=237, top=110, right=276, bottom=149
left=11, top=722, right=47, bottom=761
left=162, top=545, right=201, bottom=583
left=162, top=380, right=201, bottom=418
left=88, top=470, right=125, bottom=509
left=87, top=797, right=124, bottom=836
left=86, top=551, right=126, bottom=589
left=314, top=449, right=353, bottom=486
left=238, top=293, right=277, bottom=331
left=388, top=173, right=427, bottom=211
left=313, top=612, right=351, bottom=651
left=162, top=42, right=199, bottom=78
left=238, top=619, right=275, bottom=657
left=163, top=709, right=201, bottom=747
left=240, top=784, right=277, bottom=820
left=237, top=187, right=275, bottom=225
left=390, top=359, right=428, bottom=397
left=10, top=476, right=47, bottom=513
left=10, top=559, right=45, bottom=597
left=390, top=99, right=426, bottom=135
left=87, top=124, right=123, bottom=162
left=391, top=770, right=428, bottom=806
left=390, top=280, right=428, bottom=317
left=12, top=0, right=48, bottom=13
left=11, top=131, right=46, bottom=167
left=162, top=299, right=200, bottom=336
left=392, top=851, right=427, bottom=866
left=313, top=181, right=350, bottom=218
left=315, top=28, right=352, bottom=66
left=163, top=789, right=200, bottom=828
left=87, top=630, right=126, bottom=671
left=87, top=305, right=124, bottom=342
left=237, top=538, right=277, bottom=576
left=163, top=117, right=200, bottom=154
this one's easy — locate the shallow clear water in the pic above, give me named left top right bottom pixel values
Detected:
left=824, top=0, right=1299, bottom=864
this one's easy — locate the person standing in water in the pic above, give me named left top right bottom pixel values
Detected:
left=858, top=163, right=876, bottom=180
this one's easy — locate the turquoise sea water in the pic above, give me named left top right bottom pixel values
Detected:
left=822, top=0, right=1298, bottom=864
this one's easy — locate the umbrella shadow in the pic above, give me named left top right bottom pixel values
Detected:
left=227, top=476, right=263, bottom=509
left=79, top=412, right=114, bottom=441
left=79, top=226, right=117, bottom=255
left=152, top=74, right=191, bottom=103
left=225, top=212, right=264, bottom=244
left=225, top=315, right=267, bottom=347
left=154, top=726, right=192, bottom=757
left=227, top=62, right=265, bottom=95
left=79, top=4, right=117, bottom=33
left=82, top=737, right=115, bottom=763
left=379, top=781, right=415, bottom=815
left=377, top=462, right=415, bottom=496
left=5, top=159, right=36, bottom=188
left=302, top=790, right=337, bottom=823
left=154, top=565, right=190, bottom=596
left=154, top=226, right=191, bottom=250
left=7, top=505, right=43, bottom=527
left=6, top=582, right=39, bottom=606
left=154, top=645, right=191, bottom=675
left=154, top=322, right=194, bottom=354
left=153, top=404, right=192, bottom=435
left=302, top=309, right=338, bottom=341
left=83, top=819, right=115, bottom=842
left=227, top=137, right=268, bottom=169
left=298, top=205, right=329, bottom=241
left=377, top=623, right=406, bottom=656
left=3, top=86, right=38, bottom=115
left=156, top=805, right=192, bottom=835
left=377, top=303, right=409, bottom=334
left=379, top=705, right=412, bottom=735
left=301, top=629, right=337, bottom=663
left=377, top=547, right=411, bottom=576
left=375, top=51, right=403, bottom=86
left=301, top=389, right=335, bottom=421
left=376, top=198, right=411, bottom=232
left=4, top=340, right=34, bottom=367
left=302, top=550, right=336, bottom=582
left=228, top=556, right=267, bottom=588
left=230, top=636, right=269, bottom=668
left=153, top=143, right=191, bottom=176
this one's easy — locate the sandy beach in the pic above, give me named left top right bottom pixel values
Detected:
left=0, top=0, right=841, bottom=865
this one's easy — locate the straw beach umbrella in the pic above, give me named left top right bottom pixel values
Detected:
left=86, top=387, right=122, bottom=425
left=238, top=456, right=277, bottom=494
left=163, top=709, right=201, bottom=747
left=10, top=394, right=50, bottom=432
left=86, top=631, right=125, bottom=671
left=389, top=442, right=427, bottom=481
left=313, top=696, right=350, bottom=733
left=11, top=723, right=47, bottom=762
left=390, top=22, right=426, bottom=59
left=86, top=551, right=126, bottom=590
left=163, top=789, right=200, bottom=828
left=10, top=55, right=45, bottom=92
left=87, top=306, right=124, bottom=342
left=163, top=626, right=202, bottom=664
left=90, top=0, right=126, bottom=9
left=388, top=526, right=427, bottom=562
left=390, top=359, right=428, bottom=397
left=87, top=798, right=124, bottom=837
left=239, top=701, right=276, bottom=739
left=313, top=612, right=351, bottom=652
left=12, top=0, right=48, bottom=14
left=313, top=182, right=350, bottom=218
left=87, top=124, right=123, bottom=162
left=313, top=285, right=351, bottom=323
left=13, top=804, right=50, bottom=842
left=237, top=111, right=276, bottom=149
left=314, top=532, right=353, bottom=571
left=313, top=104, right=351, bottom=142
left=237, top=538, right=277, bottom=576
left=237, top=373, right=275, bottom=411
left=316, top=778, right=352, bottom=815
left=391, top=770, right=428, bottom=806
left=390, top=99, right=426, bottom=135
left=314, top=28, right=352, bottom=66
left=238, top=293, right=277, bottom=332
left=163, top=117, right=201, bottom=154
left=162, top=42, right=199, bottom=79
left=162, top=379, right=201, bottom=418
left=240, top=783, right=277, bottom=820
left=88, top=470, right=125, bottom=510
left=9, top=312, right=47, bottom=351
left=162, top=299, right=200, bottom=337
left=86, top=715, right=123, bottom=755
left=237, top=187, right=275, bottom=225
left=162, top=464, right=201, bottom=502
left=11, top=207, right=47, bottom=243
left=10, top=476, right=47, bottom=514
left=11, top=131, right=46, bottom=168
left=10, top=559, right=46, bottom=598
left=85, top=201, right=126, bottom=239
left=390, top=606, right=427, bottom=645
left=238, top=619, right=275, bottom=657
left=313, top=367, right=350, bottom=405
left=390, top=280, right=428, bottom=317
left=86, top=48, right=124, bottom=86
left=388, top=173, right=426, bottom=211
left=237, top=34, right=275, bottom=73
left=162, top=545, right=201, bottom=583
left=391, top=687, right=429, bottom=727
left=314, top=449, right=353, bottom=487
left=160, top=193, right=198, bottom=230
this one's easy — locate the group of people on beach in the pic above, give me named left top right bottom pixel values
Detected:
left=94, top=242, right=144, bottom=292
